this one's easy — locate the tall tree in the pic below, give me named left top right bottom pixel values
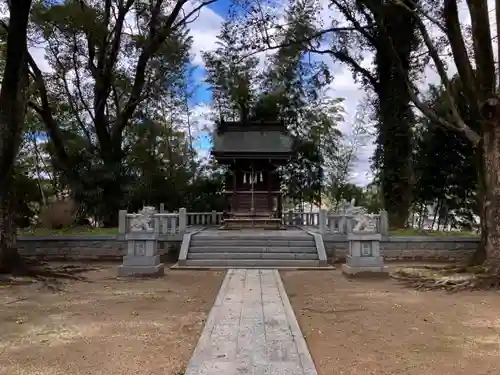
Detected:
left=204, top=0, right=344, bottom=207
left=27, top=0, right=213, bottom=226
left=413, top=78, right=478, bottom=232
left=257, top=0, right=341, bottom=206
left=240, top=0, right=421, bottom=226
left=370, top=0, right=418, bottom=228
left=325, top=99, right=370, bottom=209
left=318, top=0, right=419, bottom=227
left=0, top=0, right=34, bottom=272
left=203, top=19, right=260, bottom=121
left=380, top=0, right=500, bottom=265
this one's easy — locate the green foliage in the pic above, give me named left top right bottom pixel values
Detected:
left=371, top=0, right=419, bottom=228
left=321, top=0, right=419, bottom=227
left=323, top=100, right=369, bottom=207
left=202, top=19, right=260, bottom=120
left=413, top=77, right=478, bottom=230
left=25, top=0, right=215, bottom=225
left=203, top=0, right=345, bottom=206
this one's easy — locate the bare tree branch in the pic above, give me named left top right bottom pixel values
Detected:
left=309, top=47, right=378, bottom=90
left=443, top=0, right=479, bottom=111
left=372, top=2, right=481, bottom=145
left=238, top=26, right=368, bottom=62
left=466, top=0, right=495, bottom=95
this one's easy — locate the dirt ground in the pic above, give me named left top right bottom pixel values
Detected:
left=281, top=268, right=500, bottom=375
left=0, top=264, right=225, bottom=375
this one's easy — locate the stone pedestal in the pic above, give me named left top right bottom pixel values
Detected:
left=342, top=232, right=388, bottom=277
left=118, top=231, right=164, bottom=277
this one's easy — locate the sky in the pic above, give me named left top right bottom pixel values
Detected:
left=25, top=0, right=494, bottom=187
left=184, top=0, right=498, bottom=187
left=186, top=0, right=374, bottom=186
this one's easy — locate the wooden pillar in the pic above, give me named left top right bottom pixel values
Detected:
left=232, top=169, right=237, bottom=212
left=267, top=167, right=272, bottom=213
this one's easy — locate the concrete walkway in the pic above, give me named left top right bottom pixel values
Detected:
left=185, top=269, right=318, bottom=375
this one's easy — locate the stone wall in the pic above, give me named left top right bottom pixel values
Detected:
left=17, top=236, right=177, bottom=261
left=325, top=236, right=479, bottom=262
left=17, top=235, right=479, bottom=262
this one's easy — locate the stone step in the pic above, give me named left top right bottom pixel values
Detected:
left=188, top=246, right=317, bottom=254
left=190, top=239, right=314, bottom=247
left=187, top=252, right=319, bottom=260
left=194, top=235, right=310, bottom=239
left=183, top=259, right=321, bottom=268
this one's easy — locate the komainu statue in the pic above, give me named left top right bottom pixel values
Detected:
left=130, top=206, right=157, bottom=232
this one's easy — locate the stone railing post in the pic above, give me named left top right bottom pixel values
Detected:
left=211, top=210, right=217, bottom=225
left=379, top=210, right=389, bottom=236
left=118, top=210, right=127, bottom=235
left=154, top=216, right=161, bottom=236
left=179, top=208, right=187, bottom=232
left=338, top=215, right=346, bottom=234
left=319, top=209, right=326, bottom=234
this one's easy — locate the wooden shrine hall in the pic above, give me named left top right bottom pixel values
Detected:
left=211, top=119, right=294, bottom=229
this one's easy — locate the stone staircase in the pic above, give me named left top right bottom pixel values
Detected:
left=178, top=230, right=328, bottom=268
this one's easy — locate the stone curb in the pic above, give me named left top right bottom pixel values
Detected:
left=274, top=270, right=318, bottom=375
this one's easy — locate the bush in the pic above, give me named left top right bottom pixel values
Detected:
left=39, top=199, right=77, bottom=229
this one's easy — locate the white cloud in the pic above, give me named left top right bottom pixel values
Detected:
left=20, top=0, right=496, bottom=189
left=188, top=5, right=224, bottom=65
left=186, top=0, right=374, bottom=185
left=310, top=0, right=499, bottom=186
left=0, top=7, right=50, bottom=72
left=29, top=44, right=51, bottom=72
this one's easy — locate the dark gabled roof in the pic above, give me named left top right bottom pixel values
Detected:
left=216, top=120, right=285, bottom=133
left=212, top=130, right=293, bottom=154
left=212, top=121, right=293, bottom=156
left=212, top=120, right=294, bottom=155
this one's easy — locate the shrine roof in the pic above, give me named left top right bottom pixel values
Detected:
left=212, top=121, right=293, bottom=155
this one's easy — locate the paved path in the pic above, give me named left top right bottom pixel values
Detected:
left=185, top=269, right=318, bottom=375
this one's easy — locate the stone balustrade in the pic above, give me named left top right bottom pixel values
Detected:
left=17, top=208, right=477, bottom=265
left=187, top=211, right=223, bottom=226
left=119, top=209, right=185, bottom=235
left=284, top=210, right=389, bottom=235
left=118, top=208, right=388, bottom=236
left=118, top=208, right=225, bottom=236
left=282, top=211, right=320, bottom=226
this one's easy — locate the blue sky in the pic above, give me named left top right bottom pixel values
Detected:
left=190, top=65, right=211, bottom=104
left=188, top=0, right=231, bottom=156
left=187, top=0, right=374, bottom=186
left=188, top=0, right=234, bottom=105
left=26, top=0, right=473, bottom=186
left=187, top=0, right=234, bottom=153
left=25, top=0, right=374, bottom=185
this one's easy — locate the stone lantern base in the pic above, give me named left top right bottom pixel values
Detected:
left=118, top=232, right=164, bottom=277
left=342, top=232, right=389, bottom=277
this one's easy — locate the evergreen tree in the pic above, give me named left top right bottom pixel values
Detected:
left=371, top=0, right=419, bottom=228
left=27, top=0, right=207, bottom=226
left=202, top=19, right=260, bottom=121
left=413, top=78, right=478, bottom=231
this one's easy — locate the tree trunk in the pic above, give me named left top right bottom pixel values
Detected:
left=477, top=120, right=500, bottom=268
left=100, top=155, right=124, bottom=227
left=469, top=145, right=487, bottom=265
left=101, top=190, right=120, bottom=227
left=0, top=0, right=33, bottom=273
left=0, top=176, right=22, bottom=273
